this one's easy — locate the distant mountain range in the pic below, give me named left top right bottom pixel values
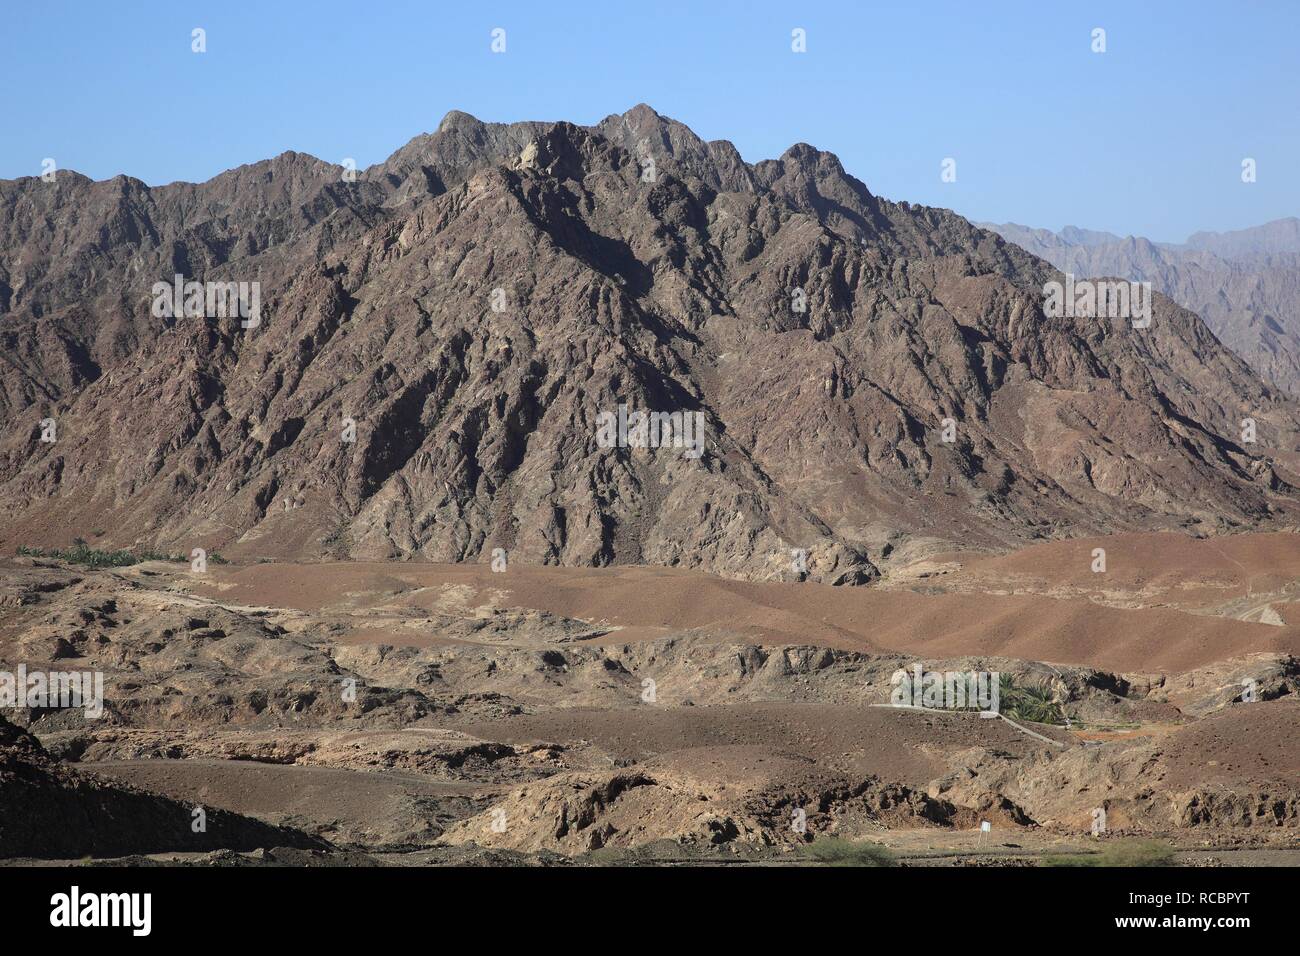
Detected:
left=3, top=106, right=1299, bottom=582
left=983, top=219, right=1300, bottom=396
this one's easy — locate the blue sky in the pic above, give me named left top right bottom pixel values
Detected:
left=2, top=0, right=1296, bottom=241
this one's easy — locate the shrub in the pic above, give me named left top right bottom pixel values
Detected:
left=799, top=837, right=896, bottom=867
left=1042, top=839, right=1176, bottom=867
left=999, top=675, right=1068, bottom=725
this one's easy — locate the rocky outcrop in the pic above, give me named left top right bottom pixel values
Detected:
left=434, top=755, right=1019, bottom=854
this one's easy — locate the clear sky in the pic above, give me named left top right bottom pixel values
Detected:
left=3, top=0, right=1296, bottom=241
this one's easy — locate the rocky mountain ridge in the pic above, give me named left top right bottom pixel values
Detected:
left=985, top=218, right=1300, bottom=398
left=3, top=105, right=1299, bottom=582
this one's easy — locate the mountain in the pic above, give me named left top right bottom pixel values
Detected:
left=984, top=218, right=1300, bottom=397
left=1184, top=218, right=1300, bottom=259
left=3, top=105, right=1299, bottom=584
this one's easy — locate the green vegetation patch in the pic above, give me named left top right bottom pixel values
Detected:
left=18, top=539, right=226, bottom=568
left=798, top=837, right=897, bottom=867
left=1042, top=839, right=1176, bottom=867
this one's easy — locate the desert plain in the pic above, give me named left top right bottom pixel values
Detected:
left=2, top=530, right=1296, bottom=866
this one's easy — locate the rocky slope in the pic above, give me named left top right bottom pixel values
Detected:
left=4, top=107, right=1300, bottom=583
left=0, top=713, right=325, bottom=858
left=985, top=219, right=1300, bottom=398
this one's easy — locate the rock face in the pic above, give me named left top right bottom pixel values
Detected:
left=985, top=218, right=1300, bottom=398
left=435, top=755, right=997, bottom=854
left=3, top=106, right=1299, bottom=583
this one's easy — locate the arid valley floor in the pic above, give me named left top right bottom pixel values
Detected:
left=3, top=531, right=1297, bottom=866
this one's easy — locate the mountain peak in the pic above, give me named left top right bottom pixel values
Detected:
left=621, top=102, right=663, bottom=123
left=437, top=109, right=485, bottom=133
